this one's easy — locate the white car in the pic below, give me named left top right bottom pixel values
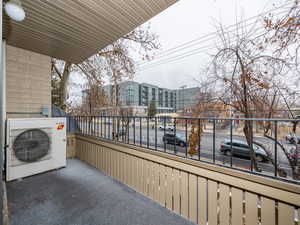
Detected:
left=159, top=124, right=175, bottom=131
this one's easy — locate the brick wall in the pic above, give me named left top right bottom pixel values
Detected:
left=6, top=45, right=51, bottom=118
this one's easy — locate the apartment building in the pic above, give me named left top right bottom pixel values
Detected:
left=82, top=81, right=200, bottom=116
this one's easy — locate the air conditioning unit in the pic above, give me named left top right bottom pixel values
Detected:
left=6, top=118, right=66, bottom=181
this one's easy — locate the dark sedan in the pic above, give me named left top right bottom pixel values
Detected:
left=162, top=133, right=187, bottom=147
left=220, top=139, right=269, bottom=162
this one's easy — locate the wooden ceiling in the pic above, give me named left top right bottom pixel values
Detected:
left=3, top=0, right=178, bottom=63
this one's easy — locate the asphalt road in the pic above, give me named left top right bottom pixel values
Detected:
left=79, top=122, right=295, bottom=178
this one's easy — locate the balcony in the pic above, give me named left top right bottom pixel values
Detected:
left=7, top=159, right=194, bottom=225
left=1, top=1, right=300, bottom=224
left=3, top=116, right=300, bottom=224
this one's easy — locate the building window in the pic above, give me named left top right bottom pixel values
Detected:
left=152, top=88, right=156, bottom=101
left=142, top=86, right=149, bottom=106
left=158, top=89, right=163, bottom=107
left=138, top=85, right=142, bottom=106
left=165, top=91, right=168, bottom=107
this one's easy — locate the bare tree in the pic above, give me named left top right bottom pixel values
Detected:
left=208, top=13, right=291, bottom=171
left=52, top=24, right=160, bottom=111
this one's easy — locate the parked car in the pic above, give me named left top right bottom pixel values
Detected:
left=285, top=133, right=300, bottom=144
left=162, top=133, right=187, bottom=147
left=115, top=129, right=127, bottom=138
left=159, top=124, right=175, bottom=131
left=220, top=139, right=269, bottom=162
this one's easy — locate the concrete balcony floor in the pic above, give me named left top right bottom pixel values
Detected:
left=7, top=159, right=195, bottom=225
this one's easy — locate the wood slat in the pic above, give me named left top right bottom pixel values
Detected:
left=208, top=180, right=218, bottom=225
left=127, top=154, right=131, bottom=185
left=189, top=174, right=197, bottom=223
left=219, top=184, right=230, bottom=225
left=128, top=155, right=133, bottom=187
left=149, top=161, right=154, bottom=198
left=154, top=163, right=160, bottom=202
left=95, top=146, right=99, bottom=170
left=132, top=157, right=138, bottom=191
left=278, top=202, right=295, bottom=225
left=231, top=187, right=243, bottom=225
left=108, top=150, right=112, bottom=176
left=159, top=165, right=166, bottom=206
left=261, top=197, right=275, bottom=225
left=173, top=169, right=180, bottom=214
left=116, top=151, right=120, bottom=181
left=143, top=159, right=148, bottom=195
left=111, top=150, right=115, bottom=178
left=198, top=177, right=207, bottom=225
left=103, top=148, right=107, bottom=173
left=180, top=171, right=188, bottom=218
left=166, top=167, right=173, bottom=210
left=245, top=192, right=258, bottom=225
left=137, top=158, right=143, bottom=193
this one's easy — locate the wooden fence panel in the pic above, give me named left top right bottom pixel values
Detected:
left=198, top=177, right=207, bottom=225
left=189, top=174, right=197, bottom=224
left=278, top=202, right=295, bottom=225
left=166, top=167, right=173, bottom=210
left=261, top=197, right=275, bottom=225
left=173, top=168, right=180, bottom=214
left=154, top=163, right=160, bottom=202
left=231, top=187, right=243, bottom=225
left=219, top=183, right=230, bottom=225
left=208, top=180, right=218, bottom=225
left=159, top=165, right=166, bottom=207
left=245, top=192, right=258, bottom=225
left=180, top=171, right=189, bottom=219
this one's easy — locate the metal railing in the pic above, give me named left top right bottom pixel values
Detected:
left=71, top=115, right=300, bottom=184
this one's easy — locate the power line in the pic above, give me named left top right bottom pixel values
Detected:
left=137, top=2, right=291, bottom=66
left=137, top=6, right=292, bottom=70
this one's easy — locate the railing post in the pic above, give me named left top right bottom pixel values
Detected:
left=198, top=118, right=201, bottom=160
left=174, top=118, right=177, bottom=154
left=185, top=118, right=188, bottom=158
left=274, top=121, right=278, bottom=177
left=140, top=117, right=142, bottom=147
left=101, top=116, right=103, bottom=138
left=164, top=117, right=166, bottom=152
left=133, top=117, right=136, bottom=145
left=213, top=119, right=216, bottom=163
left=104, top=116, right=107, bottom=138
left=127, top=117, right=130, bottom=144
left=230, top=119, right=233, bottom=167
left=155, top=117, right=157, bottom=150
left=97, top=116, right=99, bottom=137
left=250, top=120, right=254, bottom=172
left=147, top=117, right=149, bottom=149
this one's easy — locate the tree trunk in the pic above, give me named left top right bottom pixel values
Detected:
left=58, top=62, right=72, bottom=111
left=243, top=120, right=260, bottom=171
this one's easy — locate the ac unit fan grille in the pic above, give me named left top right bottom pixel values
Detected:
left=12, top=129, right=50, bottom=163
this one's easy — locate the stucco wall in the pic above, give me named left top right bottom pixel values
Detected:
left=6, top=45, right=51, bottom=118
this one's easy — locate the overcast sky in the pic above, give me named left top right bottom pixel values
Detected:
left=70, top=0, right=290, bottom=104
left=134, top=0, right=285, bottom=89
